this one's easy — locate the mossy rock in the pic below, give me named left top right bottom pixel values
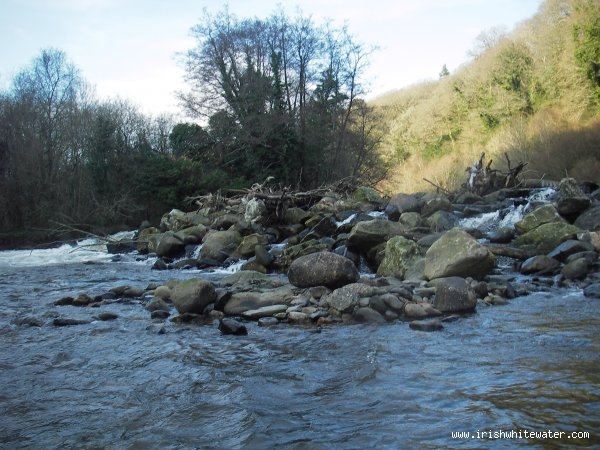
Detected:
left=377, top=236, right=421, bottom=278
left=513, top=222, right=581, bottom=255
left=353, top=186, right=384, bottom=205
left=515, top=204, right=564, bottom=235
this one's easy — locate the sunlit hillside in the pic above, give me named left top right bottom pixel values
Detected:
left=373, top=0, right=600, bottom=194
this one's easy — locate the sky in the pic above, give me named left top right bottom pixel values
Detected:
left=0, top=0, right=543, bottom=118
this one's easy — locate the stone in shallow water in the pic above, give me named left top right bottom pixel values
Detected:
left=218, top=318, right=248, bottom=336
left=95, top=312, right=118, bottom=321
left=583, top=283, right=600, bottom=298
left=52, top=318, right=91, bottom=327
left=409, top=319, right=444, bottom=332
left=258, top=317, right=279, bottom=327
left=241, top=304, right=288, bottom=320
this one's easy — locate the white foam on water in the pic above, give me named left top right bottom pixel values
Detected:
left=335, top=213, right=357, bottom=228
left=459, top=210, right=501, bottom=232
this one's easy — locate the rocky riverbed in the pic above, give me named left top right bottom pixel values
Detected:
left=49, top=177, right=600, bottom=335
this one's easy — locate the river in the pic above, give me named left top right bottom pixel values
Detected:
left=0, top=244, right=598, bottom=449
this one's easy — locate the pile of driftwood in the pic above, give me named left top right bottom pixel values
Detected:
left=186, top=177, right=362, bottom=223
left=464, top=152, right=526, bottom=196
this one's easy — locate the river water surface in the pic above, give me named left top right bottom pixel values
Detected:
left=0, top=246, right=599, bottom=449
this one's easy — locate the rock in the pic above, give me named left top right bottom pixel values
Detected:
left=151, top=310, right=171, bottom=320
left=220, top=270, right=271, bottom=287
left=12, top=316, right=44, bottom=327
left=287, top=311, right=309, bottom=322
left=136, top=227, right=161, bottom=254
left=236, top=233, right=269, bottom=258
left=241, top=304, right=289, bottom=319
left=353, top=307, right=386, bottom=323
left=386, top=193, right=421, bottom=219
left=377, top=236, right=420, bottom=278
left=278, top=239, right=329, bottom=268
left=241, top=260, right=267, bottom=273
left=55, top=296, right=74, bottom=306
left=409, top=319, right=444, bottom=332
left=53, top=318, right=91, bottom=326
left=347, top=219, right=407, bottom=252
left=160, top=209, right=195, bottom=231
left=304, top=214, right=338, bottom=237
left=325, top=283, right=374, bottom=313
left=145, top=297, right=171, bottom=312
left=353, top=186, right=384, bottom=205
left=224, top=285, right=295, bottom=315
left=417, top=233, right=443, bottom=249
left=258, top=317, right=279, bottom=327
left=399, top=212, right=423, bottom=228
left=255, top=244, right=275, bottom=268
left=170, top=279, right=217, bottom=314
left=72, top=293, right=95, bottom=306
left=520, top=255, right=560, bottom=275
left=421, top=194, right=452, bottom=217
left=560, top=258, right=590, bottom=280
left=488, top=227, right=515, bottom=244
left=284, top=207, right=311, bottom=225
left=514, top=222, right=581, bottom=255
left=574, top=205, right=600, bottom=231
left=429, top=276, right=477, bottom=313
left=455, top=192, right=484, bottom=204
left=583, top=283, right=600, bottom=298
left=176, top=225, right=208, bottom=245
left=404, top=302, right=442, bottom=318
left=556, top=178, right=590, bottom=216
left=515, top=204, right=564, bottom=235
left=426, top=210, right=457, bottom=232
left=218, top=318, right=248, bottom=336
left=200, top=230, right=242, bottom=263
left=424, top=228, right=495, bottom=280
left=152, top=259, right=168, bottom=270
left=565, top=251, right=598, bottom=265
left=244, top=198, right=267, bottom=222
left=95, top=312, right=118, bottom=321
left=547, top=239, right=595, bottom=261
left=288, top=251, right=359, bottom=289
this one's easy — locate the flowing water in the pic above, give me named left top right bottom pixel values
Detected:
left=1, top=196, right=599, bottom=448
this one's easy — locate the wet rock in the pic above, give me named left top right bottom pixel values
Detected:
left=241, top=304, right=288, bottom=320
left=515, top=204, right=564, bottom=235
left=561, top=258, right=590, bottom=280
left=255, top=245, right=274, bottom=268
left=170, top=279, right=217, bottom=314
left=218, top=318, right=248, bottom=335
left=429, top=276, right=477, bottom=313
left=404, top=302, right=442, bottom=318
left=325, top=283, right=375, bottom=313
left=424, top=228, right=496, bottom=280
left=145, top=297, right=171, bottom=312
left=377, top=236, right=421, bottom=279
left=574, top=205, right=600, bottom=231
left=380, top=294, right=406, bottom=312
left=347, top=219, right=407, bottom=252
left=353, top=307, right=386, bottom=323
left=156, top=232, right=185, bottom=258
left=241, top=260, right=267, bottom=273
left=55, top=296, right=74, bottom=306
left=353, top=186, right=384, bottom=205
left=287, top=311, right=309, bottom=322
left=136, top=227, right=161, bottom=254
left=547, top=240, right=595, bottom=261
left=288, top=251, right=359, bottom=289
left=514, top=222, right=581, bottom=255
left=200, top=230, right=242, bottom=263
left=421, top=194, right=452, bottom=217
left=455, top=192, right=484, bottom=204
left=176, top=225, right=208, bottom=245
left=152, top=258, right=168, bottom=271
left=556, top=178, right=590, bottom=216
left=386, top=193, right=421, bottom=219
left=409, top=319, right=444, bottom=332
left=53, top=318, right=91, bottom=327
left=13, top=316, right=44, bottom=327
left=150, top=310, right=171, bottom=320
left=565, top=251, right=598, bottom=265
left=95, top=312, right=118, bottom=321
left=399, top=212, right=423, bottom=228
left=258, top=317, right=279, bottom=327
left=224, top=285, right=295, bottom=315
left=278, top=239, right=329, bottom=268
left=244, top=198, right=267, bottom=222
left=583, top=283, right=600, bottom=298
left=72, top=293, right=96, bottom=306
left=417, top=232, right=443, bottom=249
left=520, top=255, right=560, bottom=275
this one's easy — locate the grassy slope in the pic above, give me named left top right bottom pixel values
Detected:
left=372, top=0, right=600, bottom=194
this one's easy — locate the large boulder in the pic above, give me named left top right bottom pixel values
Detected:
left=574, top=205, right=600, bottom=231
left=288, top=251, right=359, bottom=289
left=176, top=225, right=208, bottom=245
left=156, top=232, right=185, bottom=258
left=513, top=222, right=581, bottom=255
left=377, top=236, right=420, bottom=279
left=325, top=283, right=375, bottom=313
left=170, top=279, right=217, bottom=314
left=136, top=227, right=161, bottom=254
left=426, top=210, right=458, bottom=232
left=556, top=178, right=590, bottom=216
left=236, top=233, right=270, bottom=258
left=515, top=204, right=564, bottom=235
left=224, top=285, right=295, bottom=315
left=347, top=219, right=407, bottom=252
left=420, top=194, right=452, bottom=217
left=200, top=230, right=242, bottom=263
left=244, top=198, right=267, bottom=222
left=424, top=228, right=495, bottom=280
left=429, top=276, right=477, bottom=313
left=278, top=239, right=329, bottom=268
left=520, top=255, right=560, bottom=274
left=386, top=193, right=421, bottom=215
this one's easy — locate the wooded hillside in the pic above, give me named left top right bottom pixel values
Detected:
left=373, top=0, right=600, bottom=194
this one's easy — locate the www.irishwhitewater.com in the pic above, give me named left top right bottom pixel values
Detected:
left=451, top=429, right=590, bottom=440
